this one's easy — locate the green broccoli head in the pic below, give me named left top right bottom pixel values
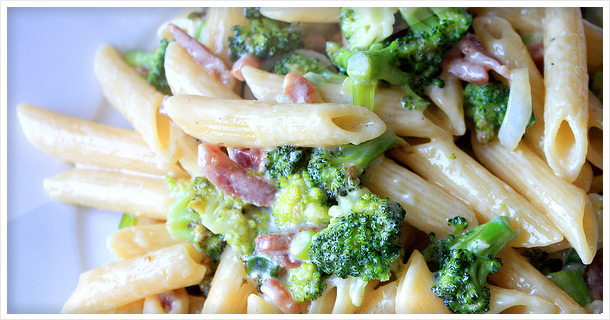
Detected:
left=272, top=53, right=326, bottom=75
left=124, top=39, right=171, bottom=95
left=265, top=145, right=307, bottom=179
left=340, top=7, right=397, bottom=49
left=423, top=216, right=519, bottom=314
left=309, top=191, right=406, bottom=281
left=228, top=9, right=303, bottom=61
left=271, top=172, right=331, bottom=228
left=286, top=262, right=327, bottom=302
left=464, top=81, right=518, bottom=144
left=307, top=130, right=399, bottom=199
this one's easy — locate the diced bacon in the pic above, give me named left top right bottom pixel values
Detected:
left=260, top=279, right=300, bottom=314
left=585, top=249, right=603, bottom=300
left=168, top=24, right=236, bottom=88
left=230, top=53, right=261, bottom=81
left=198, top=143, right=277, bottom=207
left=282, top=72, right=323, bottom=104
left=442, top=33, right=512, bottom=85
left=255, top=233, right=302, bottom=268
left=227, top=147, right=266, bottom=172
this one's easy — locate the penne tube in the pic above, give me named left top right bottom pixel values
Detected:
left=164, top=41, right=241, bottom=99
left=583, top=20, right=603, bottom=76
left=590, top=174, right=603, bottom=195
left=200, top=7, right=249, bottom=66
left=44, top=168, right=173, bottom=220
left=472, top=15, right=545, bottom=157
left=202, top=246, right=257, bottom=313
left=390, top=140, right=564, bottom=248
left=588, top=193, right=603, bottom=249
left=260, top=7, right=340, bottom=23
left=62, top=243, right=206, bottom=313
left=488, top=286, right=556, bottom=314
left=542, top=8, right=589, bottom=182
left=106, top=224, right=185, bottom=260
left=188, top=296, right=206, bottom=314
left=573, top=161, right=593, bottom=193
left=94, top=44, right=170, bottom=160
left=472, top=138, right=598, bottom=264
left=164, top=95, right=386, bottom=148
left=241, top=66, right=451, bottom=140
left=362, top=156, right=478, bottom=238
left=16, top=103, right=186, bottom=178
left=424, top=71, right=465, bottom=136
left=489, top=247, right=586, bottom=314
left=586, top=91, right=603, bottom=170
left=107, top=299, right=144, bottom=314
left=246, top=294, right=280, bottom=314
left=355, top=281, right=396, bottom=314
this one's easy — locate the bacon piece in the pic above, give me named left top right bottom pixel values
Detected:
left=168, top=23, right=236, bottom=88
left=198, top=143, right=277, bottom=207
left=230, top=53, right=260, bottom=81
left=584, top=249, right=603, bottom=300
left=442, top=33, right=512, bottom=85
left=260, top=279, right=300, bottom=314
left=227, top=147, right=266, bottom=172
left=255, top=233, right=301, bottom=268
left=282, top=72, right=323, bottom=104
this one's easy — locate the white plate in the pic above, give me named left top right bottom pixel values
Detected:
left=7, top=7, right=186, bottom=313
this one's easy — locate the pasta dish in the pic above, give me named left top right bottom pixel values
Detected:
left=13, top=6, right=604, bottom=314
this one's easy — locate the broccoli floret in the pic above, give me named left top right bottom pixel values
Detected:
left=423, top=216, right=519, bottom=314
left=464, top=81, right=534, bottom=144
left=187, top=177, right=258, bottom=256
left=286, top=262, right=327, bottom=302
left=591, top=72, right=602, bottom=102
left=124, top=39, right=171, bottom=95
left=309, top=190, right=406, bottom=281
left=228, top=8, right=303, bottom=61
left=271, top=173, right=331, bottom=227
left=272, top=53, right=326, bottom=75
left=307, top=130, right=399, bottom=199
left=265, top=146, right=307, bottom=179
left=340, top=7, right=398, bottom=50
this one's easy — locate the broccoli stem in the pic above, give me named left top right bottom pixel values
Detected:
left=546, top=270, right=592, bottom=306
left=451, top=216, right=518, bottom=257
left=332, top=130, right=400, bottom=173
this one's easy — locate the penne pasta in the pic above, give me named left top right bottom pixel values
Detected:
left=164, top=95, right=386, bottom=148
left=362, top=156, right=478, bottom=238
left=16, top=103, right=186, bottom=178
left=241, top=66, right=451, bottom=140
left=142, top=288, right=190, bottom=314
left=472, top=138, right=598, bottom=264
left=583, top=20, right=603, bottom=76
left=246, top=294, right=280, bottom=314
left=542, top=7, right=589, bottom=182
left=260, top=7, right=341, bottom=23
left=488, top=286, right=556, bottom=314
left=586, top=91, right=603, bottom=170
left=94, top=44, right=171, bottom=160
left=164, top=41, right=241, bottom=99
left=44, top=168, right=173, bottom=220
left=355, top=281, right=396, bottom=314
left=424, top=71, right=465, bottom=136
left=590, top=174, right=603, bottom=195
left=573, top=161, right=593, bottom=193
left=62, top=243, right=206, bottom=313
left=390, top=140, right=564, bottom=248
left=200, top=7, right=249, bottom=66
left=106, top=223, right=185, bottom=260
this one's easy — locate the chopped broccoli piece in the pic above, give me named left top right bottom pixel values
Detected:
left=307, top=130, right=400, bottom=198
left=547, top=269, right=592, bottom=306
left=591, top=72, right=602, bottom=102
left=272, top=53, right=326, bottom=75
left=464, top=81, right=535, bottom=144
left=286, top=262, right=327, bottom=302
left=124, top=39, right=171, bottom=95
left=265, top=146, right=307, bottom=180
left=340, top=7, right=398, bottom=49
left=247, top=256, right=279, bottom=285
left=228, top=7, right=303, bottom=61
left=423, top=216, right=519, bottom=314
left=309, top=190, right=406, bottom=281
left=244, top=7, right=263, bottom=20
left=271, top=173, right=331, bottom=227
left=118, top=214, right=137, bottom=229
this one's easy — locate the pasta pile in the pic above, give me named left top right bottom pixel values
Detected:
left=17, top=7, right=604, bottom=315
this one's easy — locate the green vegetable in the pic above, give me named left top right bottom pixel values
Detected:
left=271, top=173, right=331, bottom=227
left=423, top=216, right=519, bottom=314
left=265, top=146, right=307, bottom=180
left=286, top=262, right=327, bottom=302
left=124, top=39, right=171, bottom=95
left=228, top=7, right=302, bottom=60
left=340, top=7, right=397, bottom=49
left=272, top=53, right=326, bottom=75
left=247, top=256, right=279, bottom=285
left=547, top=270, right=592, bottom=306
left=307, top=130, right=400, bottom=198
left=309, top=190, right=406, bottom=281
left=118, top=214, right=137, bottom=229
left=464, top=81, right=535, bottom=144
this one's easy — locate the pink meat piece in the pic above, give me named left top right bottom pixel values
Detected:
left=227, top=147, right=266, bottom=172
left=442, top=33, right=512, bottom=85
left=198, top=143, right=276, bottom=207
left=282, top=72, right=323, bottom=104
left=260, top=279, right=300, bottom=314
left=254, top=233, right=302, bottom=269
left=230, top=53, right=260, bottom=81
left=168, top=23, right=236, bottom=88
